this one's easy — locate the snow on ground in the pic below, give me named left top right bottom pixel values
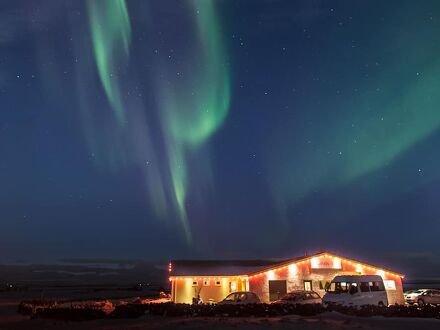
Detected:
left=1, top=312, right=439, bottom=330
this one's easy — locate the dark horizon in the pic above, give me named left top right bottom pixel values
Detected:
left=1, top=249, right=439, bottom=281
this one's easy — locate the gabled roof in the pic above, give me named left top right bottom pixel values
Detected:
left=169, top=251, right=405, bottom=278
left=247, top=252, right=404, bottom=278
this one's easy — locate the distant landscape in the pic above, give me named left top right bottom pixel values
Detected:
left=0, top=259, right=168, bottom=302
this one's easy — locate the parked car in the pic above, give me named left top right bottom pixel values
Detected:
left=322, top=275, right=388, bottom=307
left=272, top=290, right=321, bottom=305
left=218, top=291, right=261, bottom=305
left=404, top=289, right=428, bottom=305
left=414, top=289, right=440, bottom=306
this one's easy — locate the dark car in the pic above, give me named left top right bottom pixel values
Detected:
left=272, top=290, right=322, bottom=305
left=415, top=289, right=440, bottom=306
left=218, top=291, right=261, bottom=305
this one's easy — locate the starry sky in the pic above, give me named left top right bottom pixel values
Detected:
left=2, top=0, right=440, bottom=278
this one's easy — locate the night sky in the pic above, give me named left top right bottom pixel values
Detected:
left=2, top=0, right=440, bottom=278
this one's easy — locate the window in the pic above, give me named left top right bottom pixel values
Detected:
left=230, top=281, right=237, bottom=292
left=237, top=293, right=247, bottom=302
left=203, top=280, right=210, bottom=286
left=319, top=280, right=329, bottom=290
left=304, top=280, right=312, bottom=291
left=281, top=294, right=294, bottom=301
left=311, top=292, right=321, bottom=299
left=360, top=282, right=370, bottom=292
left=289, top=293, right=301, bottom=301
left=192, top=281, right=198, bottom=287
left=224, top=293, right=236, bottom=301
left=215, top=280, right=221, bottom=286
left=384, top=280, right=396, bottom=290
left=349, top=283, right=358, bottom=294
left=369, top=281, right=385, bottom=292
left=326, top=282, right=350, bottom=293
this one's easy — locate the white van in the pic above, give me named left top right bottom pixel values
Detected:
left=322, top=275, right=388, bottom=307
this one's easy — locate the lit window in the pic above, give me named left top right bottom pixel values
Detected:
left=288, top=264, right=297, bottom=274
left=230, top=282, right=237, bottom=292
left=332, top=258, right=341, bottom=269
left=376, top=270, right=385, bottom=278
left=267, top=270, right=275, bottom=280
left=384, top=280, right=396, bottom=290
left=304, top=280, right=312, bottom=291
left=319, top=280, right=329, bottom=290
left=192, top=281, right=198, bottom=287
left=310, top=257, right=320, bottom=269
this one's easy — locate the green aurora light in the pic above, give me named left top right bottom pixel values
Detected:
left=160, top=0, right=231, bottom=241
left=266, top=37, right=440, bottom=215
left=87, top=0, right=131, bottom=124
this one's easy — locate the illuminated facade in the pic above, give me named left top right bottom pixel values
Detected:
left=169, top=252, right=405, bottom=305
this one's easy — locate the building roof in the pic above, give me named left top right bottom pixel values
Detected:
left=170, top=259, right=288, bottom=276
left=247, top=252, right=404, bottom=278
left=169, top=251, right=405, bottom=278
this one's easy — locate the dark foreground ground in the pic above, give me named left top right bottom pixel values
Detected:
left=1, top=312, right=440, bottom=330
left=1, top=295, right=440, bottom=330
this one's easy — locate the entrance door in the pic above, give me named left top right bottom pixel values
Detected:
left=304, top=280, right=312, bottom=291
left=269, top=280, right=287, bottom=301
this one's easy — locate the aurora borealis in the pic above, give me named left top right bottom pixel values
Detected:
left=87, top=0, right=131, bottom=123
left=157, top=0, right=231, bottom=241
left=2, top=0, right=440, bottom=277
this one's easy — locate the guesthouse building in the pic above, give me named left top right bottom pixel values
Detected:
left=169, top=251, right=405, bottom=305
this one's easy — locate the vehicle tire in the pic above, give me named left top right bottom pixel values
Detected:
left=417, top=299, right=425, bottom=307
left=378, top=301, right=384, bottom=307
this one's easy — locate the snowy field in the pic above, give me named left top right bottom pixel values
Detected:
left=1, top=312, right=439, bottom=330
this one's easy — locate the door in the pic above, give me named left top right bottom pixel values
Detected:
left=304, top=280, right=312, bottom=291
left=269, top=280, right=287, bottom=301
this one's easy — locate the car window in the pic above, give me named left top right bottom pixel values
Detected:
left=247, top=293, right=255, bottom=300
left=311, top=292, right=320, bottom=299
left=369, top=281, right=384, bottom=292
left=328, top=282, right=350, bottom=293
left=238, top=293, right=247, bottom=301
left=224, top=293, right=236, bottom=301
left=349, top=283, right=358, bottom=294
left=360, top=282, right=370, bottom=292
